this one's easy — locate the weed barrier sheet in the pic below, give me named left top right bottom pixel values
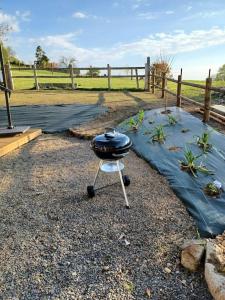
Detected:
left=118, top=107, right=225, bottom=237
left=0, top=104, right=107, bottom=133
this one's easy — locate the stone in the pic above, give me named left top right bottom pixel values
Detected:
left=164, top=267, right=172, bottom=274
left=181, top=239, right=206, bottom=272
left=205, top=241, right=225, bottom=300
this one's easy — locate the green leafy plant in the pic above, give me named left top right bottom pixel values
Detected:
left=196, top=132, right=212, bottom=153
left=151, top=125, right=166, bottom=143
left=127, top=110, right=144, bottom=131
left=167, top=114, right=177, bottom=125
left=179, top=148, right=213, bottom=177
left=204, top=182, right=221, bottom=197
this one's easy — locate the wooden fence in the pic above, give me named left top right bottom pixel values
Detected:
left=4, top=57, right=225, bottom=125
left=5, top=57, right=151, bottom=91
left=150, top=68, right=225, bottom=125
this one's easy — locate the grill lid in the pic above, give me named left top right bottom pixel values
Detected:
left=91, top=128, right=131, bottom=152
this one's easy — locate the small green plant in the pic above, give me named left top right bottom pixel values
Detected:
left=127, top=110, right=144, bottom=131
left=167, top=114, right=177, bottom=125
left=196, top=132, right=212, bottom=153
left=179, top=148, right=213, bottom=177
left=151, top=125, right=166, bottom=143
left=204, top=182, right=221, bottom=197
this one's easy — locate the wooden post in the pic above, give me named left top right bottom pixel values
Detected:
left=131, top=68, right=133, bottom=80
left=144, top=63, right=148, bottom=90
left=176, top=69, right=182, bottom=107
left=161, top=72, right=166, bottom=98
left=70, top=64, right=75, bottom=89
left=147, top=57, right=150, bottom=91
left=151, top=68, right=155, bottom=94
left=135, top=68, right=139, bottom=89
left=107, top=64, right=111, bottom=91
left=203, top=77, right=212, bottom=123
left=4, top=62, right=14, bottom=91
left=33, top=63, right=39, bottom=90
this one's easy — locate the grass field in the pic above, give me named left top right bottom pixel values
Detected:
left=12, top=69, right=145, bottom=90
left=167, top=80, right=225, bottom=103
left=8, top=68, right=225, bottom=106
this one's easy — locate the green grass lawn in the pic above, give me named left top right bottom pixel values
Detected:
left=12, top=69, right=145, bottom=90
left=11, top=68, right=225, bottom=104
left=167, top=80, right=225, bottom=103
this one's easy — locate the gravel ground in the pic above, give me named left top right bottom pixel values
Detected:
left=0, top=134, right=212, bottom=300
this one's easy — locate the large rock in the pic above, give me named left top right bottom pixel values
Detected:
left=205, top=241, right=225, bottom=300
left=181, top=239, right=206, bottom=272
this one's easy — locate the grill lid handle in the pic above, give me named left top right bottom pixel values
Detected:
left=104, top=127, right=117, bottom=138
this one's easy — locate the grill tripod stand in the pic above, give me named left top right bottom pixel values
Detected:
left=87, top=160, right=131, bottom=208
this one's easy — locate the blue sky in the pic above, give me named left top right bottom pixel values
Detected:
left=2, top=0, right=225, bottom=79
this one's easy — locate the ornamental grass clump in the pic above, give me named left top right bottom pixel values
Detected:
left=167, top=114, right=177, bottom=126
left=151, top=124, right=166, bottom=143
left=196, top=132, right=212, bottom=153
left=179, top=148, right=213, bottom=177
left=127, top=110, right=144, bottom=131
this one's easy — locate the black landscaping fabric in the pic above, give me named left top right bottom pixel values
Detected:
left=118, top=107, right=225, bottom=237
left=0, top=104, right=107, bottom=133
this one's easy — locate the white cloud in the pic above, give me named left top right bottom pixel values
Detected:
left=138, top=10, right=175, bottom=20
left=72, top=12, right=88, bottom=19
left=0, top=10, right=31, bottom=33
left=183, top=9, right=225, bottom=21
left=15, top=10, right=31, bottom=22
left=27, top=27, right=225, bottom=65
left=165, top=10, right=174, bottom=15
left=138, top=12, right=158, bottom=20
left=0, top=11, right=20, bottom=32
left=186, top=5, right=192, bottom=11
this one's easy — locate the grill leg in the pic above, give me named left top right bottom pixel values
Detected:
left=117, top=160, right=130, bottom=209
left=93, top=160, right=102, bottom=188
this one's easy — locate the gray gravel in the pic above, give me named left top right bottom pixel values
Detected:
left=0, top=134, right=212, bottom=299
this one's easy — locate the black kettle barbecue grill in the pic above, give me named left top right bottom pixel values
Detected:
left=87, top=128, right=132, bottom=208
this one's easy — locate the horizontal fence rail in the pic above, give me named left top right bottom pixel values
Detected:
left=6, top=60, right=150, bottom=92
left=150, top=67, right=225, bottom=124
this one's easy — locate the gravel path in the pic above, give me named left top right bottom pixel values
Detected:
left=0, top=134, right=212, bottom=299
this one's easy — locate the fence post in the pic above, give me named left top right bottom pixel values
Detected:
left=176, top=69, right=182, bottom=107
left=5, top=62, right=14, bottom=91
left=33, top=63, right=39, bottom=90
left=144, top=63, right=148, bottom=90
left=70, top=64, right=75, bottom=89
left=161, top=72, right=166, bottom=98
left=147, top=57, right=150, bottom=91
left=107, top=64, right=111, bottom=91
left=135, top=68, right=139, bottom=89
left=131, top=68, right=133, bottom=80
left=203, top=77, right=212, bottom=123
left=151, top=68, right=155, bottom=94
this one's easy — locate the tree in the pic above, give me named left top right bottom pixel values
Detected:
left=35, top=45, right=49, bottom=67
left=60, top=56, right=79, bottom=74
left=216, top=64, right=225, bottom=81
left=59, top=56, right=76, bottom=67
left=86, top=65, right=100, bottom=77
left=0, top=23, right=11, bottom=41
left=59, top=56, right=80, bottom=75
left=152, top=53, right=174, bottom=85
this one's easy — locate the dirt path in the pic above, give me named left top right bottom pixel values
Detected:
left=0, top=134, right=211, bottom=299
